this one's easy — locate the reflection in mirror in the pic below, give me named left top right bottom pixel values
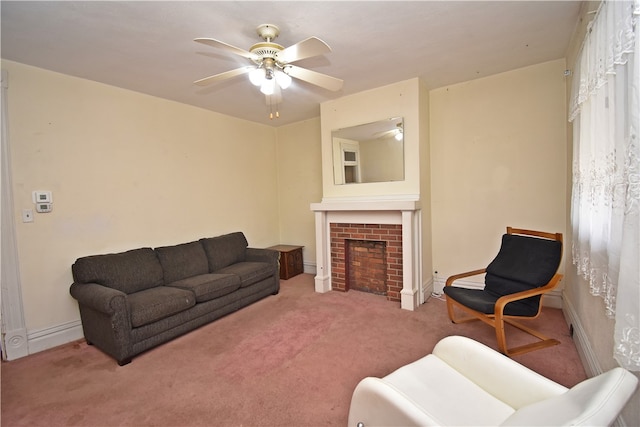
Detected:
left=332, top=117, right=404, bottom=184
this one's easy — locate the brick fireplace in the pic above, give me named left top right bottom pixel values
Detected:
left=330, top=223, right=403, bottom=301
left=311, top=199, right=423, bottom=310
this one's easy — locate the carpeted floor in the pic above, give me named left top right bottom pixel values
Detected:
left=1, top=274, right=586, bottom=426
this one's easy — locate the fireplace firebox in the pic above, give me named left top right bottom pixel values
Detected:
left=330, top=223, right=402, bottom=302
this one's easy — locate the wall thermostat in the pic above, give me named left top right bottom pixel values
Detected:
left=32, top=191, right=52, bottom=204
left=36, top=202, right=52, bottom=213
left=32, top=191, right=53, bottom=213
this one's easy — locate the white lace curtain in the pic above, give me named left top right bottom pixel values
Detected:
left=569, top=0, right=639, bottom=371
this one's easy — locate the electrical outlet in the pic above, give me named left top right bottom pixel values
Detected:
left=22, top=209, right=34, bottom=223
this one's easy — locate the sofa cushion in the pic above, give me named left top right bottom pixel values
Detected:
left=216, top=262, right=273, bottom=288
left=72, top=248, right=164, bottom=294
left=200, top=232, right=248, bottom=272
left=155, top=241, right=209, bottom=284
left=166, top=273, right=241, bottom=302
left=128, top=286, right=196, bottom=328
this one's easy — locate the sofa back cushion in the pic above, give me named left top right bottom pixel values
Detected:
left=72, top=248, right=164, bottom=294
left=200, top=232, right=248, bottom=272
left=155, top=241, right=209, bottom=284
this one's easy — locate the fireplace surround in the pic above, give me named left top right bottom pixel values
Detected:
left=311, top=199, right=423, bottom=310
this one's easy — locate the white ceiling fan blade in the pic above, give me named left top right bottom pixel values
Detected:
left=194, top=66, right=254, bottom=86
left=373, top=129, right=395, bottom=139
left=286, top=65, right=343, bottom=91
left=194, top=38, right=259, bottom=61
left=277, top=37, right=331, bottom=64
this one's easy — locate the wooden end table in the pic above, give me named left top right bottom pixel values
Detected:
left=267, top=245, right=304, bottom=280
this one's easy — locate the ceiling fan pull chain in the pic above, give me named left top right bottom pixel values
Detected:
left=269, top=105, right=280, bottom=120
left=267, top=93, right=281, bottom=120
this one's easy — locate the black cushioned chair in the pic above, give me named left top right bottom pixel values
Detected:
left=443, top=227, right=563, bottom=356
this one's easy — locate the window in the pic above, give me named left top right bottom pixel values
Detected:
left=569, top=0, right=639, bottom=371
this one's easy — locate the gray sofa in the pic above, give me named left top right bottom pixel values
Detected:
left=70, top=232, right=279, bottom=365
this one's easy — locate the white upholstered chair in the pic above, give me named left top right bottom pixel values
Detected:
left=348, top=336, right=638, bottom=427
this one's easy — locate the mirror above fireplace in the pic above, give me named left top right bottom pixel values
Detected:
left=331, top=117, right=404, bottom=185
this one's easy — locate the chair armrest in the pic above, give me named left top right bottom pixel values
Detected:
left=69, top=282, right=128, bottom=315
left=433, top=336, right=567, bottom=409
left=494, top=274, right=563, bottom=314
left=348, top=377, right=440, bottom=427
left=501, top=368, right=638, bottom=426
left=445, top=268, right=487, bottom=286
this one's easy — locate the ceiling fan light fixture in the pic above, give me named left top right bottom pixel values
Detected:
left=275, top=70, right=292, bottom=89
left=394, top=122, right=404, bottom=140
left=260, top=78, right=275, bottom=95
left=249, top=67, right=265, bottom=86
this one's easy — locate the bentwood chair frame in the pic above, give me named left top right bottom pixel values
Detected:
left=444, top=227, right=563, bottom=356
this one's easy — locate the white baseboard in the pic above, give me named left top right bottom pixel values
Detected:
left=433, top=277, right=446, bottom=294
left=562, top=295, right=632, bottom=427
left=303, top=262, right=317, bottom=275
left=3, top=327, right=29, bottom=360
left=562, top=294, right=601, bottom=377
left=432, top=277, right=562, bottom=308
left=422, top=277, right=434, bottom=304
left=541, top=290, right=563, bottom=308
left=27, top=320, right=84, bottom=355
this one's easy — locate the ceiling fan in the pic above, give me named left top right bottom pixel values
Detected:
left=374, top=121, right=404, bottom=141
left=194, top=24, right=343, bottom=117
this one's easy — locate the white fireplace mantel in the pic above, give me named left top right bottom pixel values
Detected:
left=310, top=198, right=423, bottom=310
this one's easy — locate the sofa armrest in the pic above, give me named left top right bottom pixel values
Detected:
left=70, top=282, right=134, bottom=364
left=433, top=336, right=567, bottom=409
left=70, top=282, right=128, bottom=315
left=246, top=247, right=279, bottom=265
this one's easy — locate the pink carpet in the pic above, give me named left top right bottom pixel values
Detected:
left=1, top=274, right=586, bottom=426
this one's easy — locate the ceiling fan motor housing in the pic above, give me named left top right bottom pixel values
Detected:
left=256, top=24, right=280, bottom=41
left=251, top=23, right=287, bottom=70
left=250, top=43, right=283, bottom=61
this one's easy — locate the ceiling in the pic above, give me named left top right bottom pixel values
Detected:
left=1, top=1, right=582, bottom=127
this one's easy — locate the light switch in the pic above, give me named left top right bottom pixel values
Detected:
left=22, top=209, right=34, bottom=223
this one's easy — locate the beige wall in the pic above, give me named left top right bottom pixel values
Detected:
left=320, top=78, right=422, bottom=199
left=418, top=81, right=434, bottom=299
left=419, top=80, right=433, bottom=293
left=429, top=59, right=568, bottom=286
left=275, top=118, right=322, bottom=266
left=4, top=60, right=281, bottom=334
